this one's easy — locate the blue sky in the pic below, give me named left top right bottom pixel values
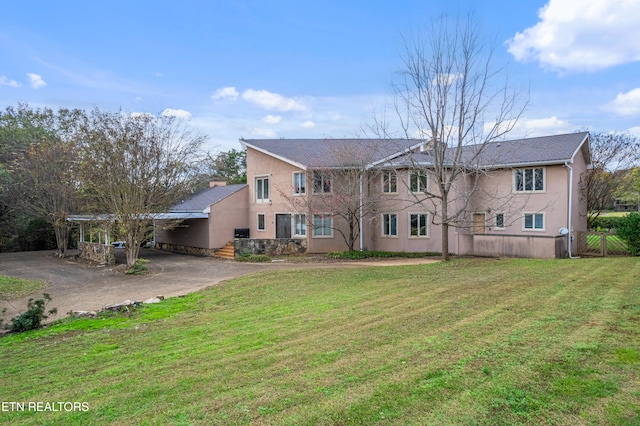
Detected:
left=1, top=0, right=639, bottom=152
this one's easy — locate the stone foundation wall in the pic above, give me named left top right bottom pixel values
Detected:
left=235, top=238, right=307, bottom=256
left=155, top=242, right=217, bottom=257
left=78, top=241, right=115, bottom=265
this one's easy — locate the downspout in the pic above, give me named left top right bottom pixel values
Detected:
left=359, top=174, right=364, bottom=251
left=564, top=161, right=578, bottom=258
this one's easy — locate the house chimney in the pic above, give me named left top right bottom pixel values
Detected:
left=209, top=180, right=227, bottom=188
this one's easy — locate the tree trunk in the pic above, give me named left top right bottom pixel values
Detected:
left=441, top=222, right=450, bottom=261
left=53, top=224, right=69, bottom=258
left=125, top=233, right=140, bottom=268
left=441, top=192, right=451, bottom=261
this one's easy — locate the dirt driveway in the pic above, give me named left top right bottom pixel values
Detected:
left=0, top=249, right=438, bottom=321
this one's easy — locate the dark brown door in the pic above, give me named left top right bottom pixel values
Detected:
left=275, top=214, right=291, bottom=238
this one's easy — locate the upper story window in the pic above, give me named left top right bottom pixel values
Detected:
left=255, top=176, right=269, bottom=202
left=514, top=167, right=545, bottom=192
left=313, top=171, right=332, bottom=194
left=410, top=171, right=428, bottom=193
left=382, top=171, right=397, bottom=193
left=293, top=172, right=306, bottom=195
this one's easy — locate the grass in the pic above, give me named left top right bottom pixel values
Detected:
left=327, top=250, right=441, bottom=259
left=585, top=234, right=628, bottom=255
left=0, top=276, right=48, bottom=300
left=0, top=258, right=639, bottom=425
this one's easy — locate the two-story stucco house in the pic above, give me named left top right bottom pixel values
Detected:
left=239, top=132, right=591, bottom=258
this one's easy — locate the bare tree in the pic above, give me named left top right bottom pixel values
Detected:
left=77, top=109, right=207, bottom=267
left=277, top=141, right=387, bottom=251
left=390, top=14, right=525, bottom=260
left=580, top=130, right=640, bottom=223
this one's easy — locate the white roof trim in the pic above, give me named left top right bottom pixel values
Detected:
left=367, top=141, right=425, bottom=169
left=67, top=212, right=209, bottom=222
left=241, top=140, right=308, bottom=170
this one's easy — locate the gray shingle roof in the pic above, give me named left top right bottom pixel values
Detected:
left=242, top=138, right=424, bottom=168
left=243, top=132, right=590, bottom=170
left=394, top=132, right=590, bottom=168
left=171, top=184, right=247, bottom=212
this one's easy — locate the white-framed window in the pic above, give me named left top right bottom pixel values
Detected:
left=312, top=214, right=333, bottom=237
left=313, top=171, right=332, bottom=194
left=293, top=172, right=306, bottom=195
left=494, top=213, right=505, bottom=230
left=257, top=213, right=266, bottom=231
left=255, top=176, right=270, bottom=202
left=409, top=171, right=428, bottom=193
left=294, top=214, right=306, bottom=236
left=382, top=213, right=398, bottom=237
left=382, top=171, right=397, bottom=193
left=409, top=213, right=429, bottom=238
left=514, top=167, right=545, bottom=192
left=523, top=212, right=544, bottom=231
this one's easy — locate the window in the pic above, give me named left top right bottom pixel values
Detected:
left=255, top=176, right=270, bottom=202
left=382, top=171, right=397, bottom=193
left=514, top=167, right=544, bottom=192
left=494, top=213, right=505, bottom=230
left=294, top=214, right=306, bottom=236
left=382, top=213, right=398, bottom=237
left=313, top=214, right=332, bottom=237
left=313, top=171, right=332, bottom=194
left=410, top=171, right=428, bottom=193
left=293, top=172, right=306, bottom=195
left=257, top=213, right=266, bottom=231
left=409, top=213, right=429, bottom=237
left=523, top=213, right=544, bottom=230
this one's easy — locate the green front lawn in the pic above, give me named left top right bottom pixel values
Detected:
left=0, top=276, right=48, bottom=300
left=1, top=258, right=639, bottom=425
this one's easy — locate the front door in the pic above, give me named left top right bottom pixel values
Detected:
left=275, top=214, right=292, bottom=238
left=473, top=213, right=486, bottom=234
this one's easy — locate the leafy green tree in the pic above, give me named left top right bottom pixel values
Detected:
left=581, top=131, right=640, bottom=223
left=0, top=104, right=83, bottom=254
left=193, top=148, right=247, bottom=190
left=77, top=109, right=207, bottom=267
left=617, top=212, right=640, bottom=255
left=12, top=134, right=82, bottom=256
left=616, top=167, right=640, bottom=212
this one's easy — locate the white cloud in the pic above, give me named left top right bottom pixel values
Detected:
left=242, top=89, right=305, bottom=112
left=507, top=0, right=640, bottom=72
left=249, top=127, right=278, bottom=138
left=211, top=86, right=239, bottom=100
left=301, top=120, right=315, bottom=128
left=162, top=108, right=192, bottom=119
left=608, top=88, right=640, bottom=116
left=0, top=75, right=21, bottom=88
left=262, top=115, right=282, bottom=124
left=627, top=126, right=640, bottom=138
left=26, top=73, right=46, bottom=89
left=130, top=112, right=155, bottom=118
left=488, top=116, right=574, bottom=138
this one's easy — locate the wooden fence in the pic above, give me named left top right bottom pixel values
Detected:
left=575, top=231, right=629, bottom=257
